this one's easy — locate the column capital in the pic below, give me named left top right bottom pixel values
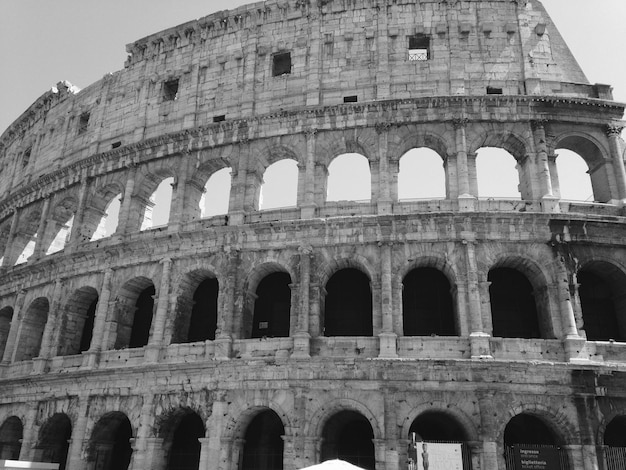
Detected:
left=304, top=127, right=318, bottom=138
left=530, top=119, right=549, bottom=131
left=605, top=124, right=625, bottom=137
left=298, top=244, right=314, bottom=255
left=375, top=122, right=392, bottom=134
left=452, top=117, right=469, bottom=129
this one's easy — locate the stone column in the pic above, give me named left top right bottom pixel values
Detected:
left=376, top=122, right=393, bottom=215
left=146, top=258, right=173, bottom=362
left=18, top=406, right=38, bottom=461
left=373, top=439, right=388, bottom=470
left=168, top=152, right=192, bottom=232
left=129, top=394, right=155, bottom=470
left=1, top=209, right=19, bottom=268
left=301, top=128, right=318, bottom=219
left=2, top=289, right=27, bottom=364
left=215, top=250, right=239, bottom=359
left=554, top=252, right=586, bottom=361
left=117, top=164, right=137, bottom=235
left=35, top=279, right=64, bottom=369
left=463, top=236, right=492, bottom=359
left=83, top=268, right=113, bottom=368
left=478, top=391, right=499, bottom=470
left=379, top=243, right=397, bottom=358
left=454, top=119, right=476, bottom=211
left=293, top=246, right=312, bottom=359
left=66, top=396, right=90, bottom=470
left=228, top=145, right=249, bottom=225
left=32, top=197, right=51, bottom=260
left=532, top=121, right=559, bottom=213
left=68, top=176, right=90, bottom=249
left=548, top=153, right=561, bottom=199
left=606, top=125, right=626, bottom=202
left=198, top=437, right=211, bottom=470
left=206, top=396, right=228, bottom=469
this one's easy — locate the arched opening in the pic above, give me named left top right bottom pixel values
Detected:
left=259, top=160, right=298, bottom=210
left=15, top=297, right=49, bottom=362
left=114, top=278, right=155, bottom=350
left=251, top=272, right=291, bottom=338
left=46, top=215, right=74, bottom=255
left=324, top=268, right=372, bottom=336
left=35, top=413, right=72, bottom=470
left=15, top=237, right=36, bottom=265
left=604, top=416, right=626, bottom=468
left=172, top=272, right=219, bottom=344
left=489, top=267, right=541, bottom=339
left=408, top=411, right=471, bottom=470
left=504, top=414, right=565, bottom=470
left=327, top=154, right=371, bottom=202
left=241, top=410, right=285, bottom=470
left=88, top=412, right=133, bottom=470
left=578, top=262, right=626, bottom=342
left=0, top=416, right=22, bottom=459
left=320, top=410, right=375, bottom=469
left=166, top=411, right=205, bottom=470
left=476, top=147, right=521, bottom=199
left=0, top=307, right=13, bottom=360
left=200, top=168, right=231, bottom=218
left=141, top=177, right=174, bottom=230
left=402, top=268, right=456, bottom=336
left=13, top=211, right=40, bottom=265
left=58, top=287, right=99, bottom=356
left=398, top=148, right=446, bottom=200
left=554, top=149, right=593, bottom=202
left=91, top=193, right=121, bottom=241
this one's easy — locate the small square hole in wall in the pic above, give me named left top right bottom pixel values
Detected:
left=163, top=79, right=179, bottom=101
left=272, top=52, right=292, bottom=76
left=78, top=112, right=90, bottom=135
left=408, top=34, right=430, bottom=61
left=111, top=141, right=122, bottom=149
left=343, top=95, right=358, bottom=103
left=487, top=86, right=503, bottom=95
left=213, top=115, right=226, bottom=123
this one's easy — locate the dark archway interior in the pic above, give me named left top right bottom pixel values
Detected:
left=16, top=297, right=49, bottom=361
left=0, top=416, right=22, bottom=459
left=0, top=307, right=13, bottom=361
left=504, top=414, right=557, bottom=446
left=79, top=297, right=98, bottom=352
left=128, top=285, right=156, bottom=348
left=489, top=267, right=541, bottom=338
left=403, top=268, right=456, bottom=336
left=321, top=410, right=375, bottom=470
left=324, top=268, right=373, bottom=336
left=36, top=413, right=72, bottom=470
left=241, top=410, right=284, bottom=470
left=90, top=413, right=133, bottom=470
left=579, top=270, right=623, bottom=341
left=409, top=411, right=467, bottom=441
left=188, top=278, right=219, bottom=342
left=604, top=416, right=626, bottom=447
left=252, top=272, right=291, bottom=338
left=167, top=412, right=205, bottom=470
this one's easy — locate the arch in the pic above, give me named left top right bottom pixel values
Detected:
left=259, top=159, right=299, bottom=210
left=504, top=413, right=559, bottom=446
left=324, top=268, right=372, bottom=337
left=390, top=129, right=452, bottom=165
left=0, top=306, right=14, bottom=361
left=87, top=411, right=133, bottom=470
left=475, top=147, right=521, bottom=199
left=320, top=410, right=375, bottom=470
left=83, top=180, right=125, bottom=242
left=250, top=272, right=292, bottom=339
left=141, top=176, right=174, bottom=230
left=326, top=153, right=371, bottom=202
left=35, top=413, right=72, bottom=470
left=90, top=193, right=122, bottom=241
left=45, top=196, right=77, bottom=255
left=160, top=408, right=206, bottom=470
left=409, top=410, right=469, bottom=441
left=403, top=267, right=457, bottom=336
left=398, top=148, right=447, bottom=200
left=469, top=131, right=529, bottom=161
left=58, top=286, right=99, bottom=356
left=13, top=210, right=41, bottom=265
left=241, top=409, right=285, bottom=470
left=172, top=270, right=219, bottom=344
left=15, top=297, right=49, bottom=362
left=114, top=277, right=156, bottom=350
left=199, top=167, right=232, bottom=218
left=604, top=415, right=626, bottom=447
left=578, top=260, right=626, bottom=341
left=0, top=416, right=22, bottom=459
left=553, top=149, right=594, bottom=202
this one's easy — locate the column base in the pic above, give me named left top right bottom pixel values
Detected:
left=377, top=200, right=393, bottom=215
left=31, top=357, right=49, bottom=374
left=144, top=345, right=162, bottom=363
left=541, top=195, right=561, bottom=213
left=215, top=336, right=233, bottom=360
left=458, top=194, right=477, bottom=212
left=291, top=332, right=311, bottom=359
left=81, top=350, right=100, bottom=369
left=470, top=332, right=493, bottom=359
left=564, top=336, right=589, bottom=363
left=378, top=332, right=398, bottom=358
left=228, top=211, right=246, bottom=226
left=300, top=203, right=317, bottom=220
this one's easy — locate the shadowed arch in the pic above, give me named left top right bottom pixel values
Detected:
left=114, top=276, right=156, bottom=350
left=15, top=297, right=49, bottom=361
left=59, top=286, right=99, bottom=356
left=35, top=413, right=72, bottom=470
left=87, top=411, right=133, bottom=470
left=158, top=407, right=206, bottom=470
left=172, top=269, right=219, bottom=344
left=0, top=416, right=22, bottom=459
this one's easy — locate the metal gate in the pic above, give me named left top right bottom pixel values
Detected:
left=407, top=441, right=473, bottom=470
left=605, top=446, right=626, bottom=470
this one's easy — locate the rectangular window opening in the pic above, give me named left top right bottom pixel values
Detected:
left=272, top=52, right=292, bottom=77
left=408, top=34, right=430, bottom=61
left=213, top=115, right=226, bottom=123
left=78, top=112, right=90, bottom=135
left=343, top=95, right=358, bottom=103
left=111, top=141, right=122, bottom=149
left=487, top=86, right=503, bottom=95
left=22, top=148, right=32, bottom=168
left=163, top=79, right=179, bottom=101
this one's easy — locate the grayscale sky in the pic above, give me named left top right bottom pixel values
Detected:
left=0, top=0, right=624, bottom=134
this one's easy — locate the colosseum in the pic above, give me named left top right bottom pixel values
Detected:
left=0, top=0, right=625, bottom=469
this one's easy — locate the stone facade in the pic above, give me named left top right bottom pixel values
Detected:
left=0, top=1, right=625, bottom=469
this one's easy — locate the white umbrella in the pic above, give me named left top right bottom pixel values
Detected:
left=298, top=459, right=366, bottom=470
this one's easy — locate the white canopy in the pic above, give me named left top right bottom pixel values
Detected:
left=298, top=460, right=366, bottom=470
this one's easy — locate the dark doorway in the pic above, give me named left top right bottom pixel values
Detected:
left=578, top=270, right=623, bottom=341
left=409, top=411, right=466, bottom=441
left=0, top=416, right=22, bottom=459
left=489, top=268, right=541, bottom=338
left=188, top=278, right=219, bottom=342
left=241, top=410, right=284, bottom=470
left=324, top=269, right=373, bottom=336
left=403, top=268, right=456, bottom=336
left=79, top=296, right=98, bottom=352
left=167, top=412, right=205, bottom=470
left=321, top=411, right=375, bottom=470
left=504, top=414, right=556, bottom=446
left=128, top=285, right=156, bottom=348
left=35, top=413, right=72, bottom=470
left=89, top=412, right=133, bottom=470
left=251, top=273, right=291, bottom=338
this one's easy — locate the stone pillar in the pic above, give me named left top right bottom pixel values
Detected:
left=198, top=437, right=211, bottom=470
left=301, top=128, right=318, bottom=219
left=374, top=439, right=388, bottom=470
left=532, top=121, right=559, bottom=213
left=129, top=394, right=155, bottom=470
left=606, top=125, right=626, bottom=202
left=146, top=258, right=173, bottom=362
left=68, top=176, right=90, bottom=249
left=379, top=243, right=397, bottom=358
left=376, top=123, right=393, bottom=215
left=463, top=236, right=492, bottom=359
left=117, top=164, right=137, bottom=235
left=228, top=145, right=249, bottom=225
left=83, top=268, right=113, bottom=367
left=293, top=246, right=312, bottom=359
left=1, top=209, right=19, bottom=268
left=18, top=406, right=38, bottom=461
left=454, top=119, right=476, bottom=211
left=2, top=289, right=27, bottom=363
left=554, top=253, right=586, bottom=361
left=215, top=250, right=239, bottom=358
left=383, top=392, right=399, bottom=470
left=35, top=279, right=64, bottom=366
left=141, top=437, right=166, bottom=470
left=478, top=391, right=499, bottom=470
left=548, top=153, right=561, bottom=199
left=169, top=153, right=192, bottom=232
left=32, top=197, right=51, bottom=260
left=66, top=397, right=90, bottom=470
left=206, top=397, right=229, bottom=469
